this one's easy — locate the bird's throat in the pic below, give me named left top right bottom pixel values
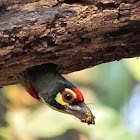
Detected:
left=26, top=86, right=40, bottom=100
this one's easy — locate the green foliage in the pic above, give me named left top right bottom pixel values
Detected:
left=92, top=61, right=132, bottom=110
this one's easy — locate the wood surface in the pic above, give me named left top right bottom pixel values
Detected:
left=0, top=0, right=140, bottom=86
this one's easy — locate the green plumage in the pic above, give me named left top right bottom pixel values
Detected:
left=16, top=63, right=75, bottom=109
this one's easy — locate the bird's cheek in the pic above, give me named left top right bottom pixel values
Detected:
left=39, top=96, right=56, bottom=110
left=55, top=92, right=68, bottom=106
left=39, top=96, right=68, bottom=113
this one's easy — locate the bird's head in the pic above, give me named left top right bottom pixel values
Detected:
left=37, top=85, right=95, bottom=125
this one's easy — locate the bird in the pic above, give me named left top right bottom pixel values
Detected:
left=15, top=63, right=95, bottom=125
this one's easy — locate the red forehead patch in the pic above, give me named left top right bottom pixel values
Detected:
left=72, top=88, right=84, bottom=101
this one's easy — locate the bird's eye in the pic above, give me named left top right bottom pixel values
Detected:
left=62, top=92, right=74, bottom=103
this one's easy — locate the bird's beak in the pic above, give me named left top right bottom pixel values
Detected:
left=64, top=102, right=95, bottom=125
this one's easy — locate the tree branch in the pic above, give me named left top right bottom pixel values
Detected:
left=0, top=0, right=140, bottom=86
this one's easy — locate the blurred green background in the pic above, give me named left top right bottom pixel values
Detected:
left=0, top=58, right=140, bottom=140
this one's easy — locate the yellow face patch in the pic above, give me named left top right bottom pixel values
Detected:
left=55, top=88, right=77, bottom=105
left=65, top=88, right=77, bottom=98
left=39, top=96, right=67, bottom=113
left=55, top=92, right=68, bottom=106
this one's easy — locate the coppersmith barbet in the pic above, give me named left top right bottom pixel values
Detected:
left=16, top=63, right=95, bottom=125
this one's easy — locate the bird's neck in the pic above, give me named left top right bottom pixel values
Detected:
left=17, top=64, right=59, bottom=100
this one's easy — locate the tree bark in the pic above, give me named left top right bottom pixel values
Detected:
left=0, top=0, right=140, bottom=86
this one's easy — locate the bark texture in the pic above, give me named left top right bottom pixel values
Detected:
left=0, top=0, right=140, bottom=86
